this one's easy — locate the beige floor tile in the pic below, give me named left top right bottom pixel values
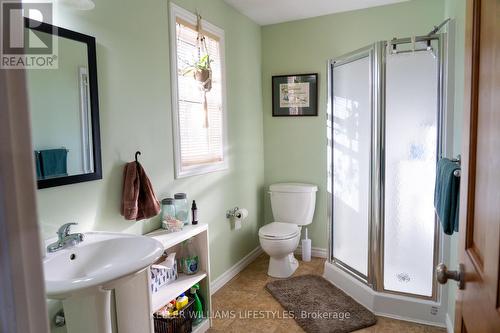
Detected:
left=208, top=254, right=445, bottom=333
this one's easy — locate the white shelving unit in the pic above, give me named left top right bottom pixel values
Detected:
left=147, top=224, right=211, bottom=333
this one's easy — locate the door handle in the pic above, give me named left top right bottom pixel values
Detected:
left=436, top=263, right=465, bottom=290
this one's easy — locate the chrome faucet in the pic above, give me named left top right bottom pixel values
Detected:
left=47, top=223, right=84, bottom=253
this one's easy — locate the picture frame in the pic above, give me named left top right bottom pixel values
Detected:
left=272, top=73, right=318, bottom=117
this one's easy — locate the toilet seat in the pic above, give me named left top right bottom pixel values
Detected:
left=259, top=222, right=300, bottom=240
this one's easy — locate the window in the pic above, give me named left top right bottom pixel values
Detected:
left=170, top=4, right=227, bottom=178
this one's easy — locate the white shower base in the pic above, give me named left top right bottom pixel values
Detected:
left=323, top=261, right=447, bottom=328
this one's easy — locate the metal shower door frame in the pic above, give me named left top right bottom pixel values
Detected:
left=327, top=44, right=377, bottom=286
left=327, top=34, right=446, bottom=301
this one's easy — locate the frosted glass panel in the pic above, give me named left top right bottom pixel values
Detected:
left=332, top=56, right=371, bottom=276
left=383, top=51, right=438, bottom=296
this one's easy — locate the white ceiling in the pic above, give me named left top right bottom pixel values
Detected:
left=223, top=0, right=410, bottom=25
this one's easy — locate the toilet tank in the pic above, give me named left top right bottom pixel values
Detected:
left=269, top=183, right=318, bottom=225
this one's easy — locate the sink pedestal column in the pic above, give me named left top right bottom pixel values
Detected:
left=62, top=289, right=112, bottom=333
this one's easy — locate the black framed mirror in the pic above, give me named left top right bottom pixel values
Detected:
left=24, top=18, right=102, bottom=189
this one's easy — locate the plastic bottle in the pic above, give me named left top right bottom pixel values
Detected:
left=176, top=293, right=189, bottom=310
left=190, top=283, right=203, bottom=324
left=180, top=239, right=199, bottom=275
left=191, top=200, right=198, bottom=225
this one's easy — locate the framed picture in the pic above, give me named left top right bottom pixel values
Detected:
left=272, top=73, right=318, bottom=117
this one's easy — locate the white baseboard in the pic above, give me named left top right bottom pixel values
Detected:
left=445, top=313, right=454, bottom=333
left=295, top=246, right=328, bottom=259
left=211, top=246, right=263, bottom=295
left=210, top=245, right=326, bottom=295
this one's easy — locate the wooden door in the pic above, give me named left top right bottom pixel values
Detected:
left=0, top=66, right=49, bottom=332
left=455, top=0, right=500, bottom=332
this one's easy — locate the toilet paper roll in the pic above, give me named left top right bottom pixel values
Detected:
left=234, top=208, right=248, bottom=220
left=234, top=220, right=242, bottom=230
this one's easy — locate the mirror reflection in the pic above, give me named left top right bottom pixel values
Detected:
left=27, top=32, right=94, bottom=180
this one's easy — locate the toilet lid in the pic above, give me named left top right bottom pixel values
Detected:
left=259, top=222, right=299, bottom=239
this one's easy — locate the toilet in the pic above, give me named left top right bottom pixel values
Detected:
left=259, top=183, right=317, bottom=278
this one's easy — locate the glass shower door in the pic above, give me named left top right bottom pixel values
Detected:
left=329, top=38, right=443, bottom=300
left=383, top=46, right=439, bottom=297
left=331, top=49, right=372, bottom=278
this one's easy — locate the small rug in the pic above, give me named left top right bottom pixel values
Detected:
left=266, top=275, right=377, bottom=333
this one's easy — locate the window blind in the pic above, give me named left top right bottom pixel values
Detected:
left=175, top=19, right=224, bottom=169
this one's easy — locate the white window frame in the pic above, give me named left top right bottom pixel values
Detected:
left=78, top=66, right=94, bottom=174
left=169, top=3, right=228, bottom=179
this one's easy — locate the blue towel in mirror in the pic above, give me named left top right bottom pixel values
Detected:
left=434, top=158, right=460, bottom=235
left=39, top=149, right=68, bottom=178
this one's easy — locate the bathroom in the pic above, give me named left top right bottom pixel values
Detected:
left=1, top=0, right=498, bottom=332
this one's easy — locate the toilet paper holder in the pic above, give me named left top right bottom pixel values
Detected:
left=226, top=207, right=242, bottom=219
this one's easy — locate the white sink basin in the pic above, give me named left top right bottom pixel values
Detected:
left=44, top=232, right=163, bottom=298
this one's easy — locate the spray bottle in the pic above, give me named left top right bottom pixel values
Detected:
left=189, top=283, right=203, bottom=325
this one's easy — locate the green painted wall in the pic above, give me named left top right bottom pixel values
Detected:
left=444, top=0, right=466, bottom=328
left=261, top=0, right=446, bottom=249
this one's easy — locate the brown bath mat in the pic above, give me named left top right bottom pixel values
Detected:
left=266, top=275, right=377, bottom=333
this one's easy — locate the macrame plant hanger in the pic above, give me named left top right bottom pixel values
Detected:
left=196, top=13, right=211, bottom=128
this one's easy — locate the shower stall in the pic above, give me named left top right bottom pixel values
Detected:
left=326, top=33, right=449, bottom=326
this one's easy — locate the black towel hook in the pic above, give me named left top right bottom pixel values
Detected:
left=135, top=151, right=141, bottom=163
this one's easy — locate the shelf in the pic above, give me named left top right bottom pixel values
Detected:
left=151, top=271, right=207, bottom=312
left=146, top=224, right=211, bottom=331
left=147, top=223, right=208, bottom=249
left=192, top=318, right=210, bottom=333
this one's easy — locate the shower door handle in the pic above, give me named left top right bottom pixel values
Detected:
left=436, top=263, right=465, bottom=290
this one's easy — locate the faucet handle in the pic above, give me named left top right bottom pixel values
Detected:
left=57, top=222, right=78, bottom=237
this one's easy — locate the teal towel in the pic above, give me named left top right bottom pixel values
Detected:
left=434, top=158, right=460, bottom=235
left=40, top=149, right=68, bottom=179
left=34, top=151, right=42, bottom=179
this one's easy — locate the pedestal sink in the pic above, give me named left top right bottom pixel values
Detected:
left=43, top=232, right=163, bottom=333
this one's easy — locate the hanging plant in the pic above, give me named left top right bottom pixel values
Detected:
left=182, top=54, right=213, bottom=92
